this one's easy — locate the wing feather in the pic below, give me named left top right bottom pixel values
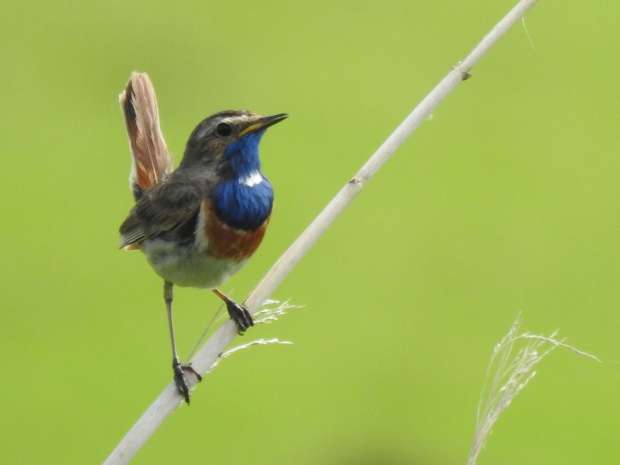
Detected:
left=119, top=178, right=202, bottom=249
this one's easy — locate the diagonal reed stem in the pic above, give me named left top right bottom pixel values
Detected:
left=102, top=1, right=539, bottom=463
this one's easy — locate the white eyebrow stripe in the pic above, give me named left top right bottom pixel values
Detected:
left=239, top=171, right=263, bottom=187
left=222, top=115, right=253, bottom=126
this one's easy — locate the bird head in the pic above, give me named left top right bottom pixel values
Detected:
left=180, top=110, right=287, bottom=179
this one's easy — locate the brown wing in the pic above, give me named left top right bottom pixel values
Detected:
left=119, top=72, right=173, bottom=200
left=119, top=177, right=204, bottom=249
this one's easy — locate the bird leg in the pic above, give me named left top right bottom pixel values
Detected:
left=212, top=288, right=254, bottom=334
left=164, top=281, right=202, bottom=404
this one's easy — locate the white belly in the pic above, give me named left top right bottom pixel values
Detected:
left=142, top=239, right=245, bottom=288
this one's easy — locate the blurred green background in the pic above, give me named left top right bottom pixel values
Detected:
left=1, top=1, right=619, bottom=464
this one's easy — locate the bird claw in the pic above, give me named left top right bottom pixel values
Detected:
left=226, top=301, right=254, bottom=334
left=172, top=360, right=202, bottom=404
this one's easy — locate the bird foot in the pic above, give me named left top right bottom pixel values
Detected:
left=172, top=359, right=202, bottom=404
left=226, top=300, right=254, bottom=334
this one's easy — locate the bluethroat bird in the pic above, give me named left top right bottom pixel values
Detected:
left=118, top=73, right=287, bottom=403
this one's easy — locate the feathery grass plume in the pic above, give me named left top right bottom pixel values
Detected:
left=253, top=299, right=303, bottom=324
left=188, top=299, right=302, bottom=359
left=206, top=338, right=294, bottom=374
left=467, top=315, right=600, bottom=465
left=196, top=299, right=301, bottom=373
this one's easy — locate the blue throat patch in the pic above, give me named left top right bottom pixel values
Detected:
left=213, top=131, right=274, bottom=230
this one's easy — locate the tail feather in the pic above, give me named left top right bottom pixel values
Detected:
left=119, top=72, right=173, bottom=200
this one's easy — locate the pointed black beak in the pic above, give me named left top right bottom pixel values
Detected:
left=240, top=113, right=288, bottom=136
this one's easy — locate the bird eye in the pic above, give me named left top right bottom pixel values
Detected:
left=216, top=122, right=232, bottom=137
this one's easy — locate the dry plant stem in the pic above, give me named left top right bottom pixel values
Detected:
left=101, top=1, right=538, bottom=464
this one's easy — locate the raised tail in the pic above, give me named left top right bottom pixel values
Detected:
left=119, top=72, right=173, bottom=200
